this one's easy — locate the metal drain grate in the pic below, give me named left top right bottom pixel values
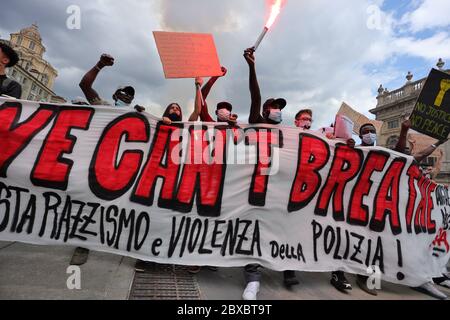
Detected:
left=129, top=262, right=201, bottom=300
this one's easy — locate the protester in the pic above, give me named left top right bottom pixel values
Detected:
left=161, top=103, right=183, bottom=124
left=328, top=123, right=379, bottom=295
left=395, top=120, right=448, bottom=182
left=395, top=119, right=448, bottom=164
left=197, top=66, right=238, bottom=125
left=242, top=47, right=298, bottom=300
left=354, top=123, right=379, bottom=295
left=0, top=42, right=21, bottom=99
left=395, top=119, right=449, bottom=300
left=294, top=109, right=313, bottom=130
left=295, top=109, right=357, bottom=294
left=245, top=48, right=286, bottom=126
left=187, top=69, right=236, bottom=275
left=134, top=77, right=204, bottom=273
left=161, top=78, right=204, bottom=125
left=359, top=123, right=378, bottom=147
left=294, top=109, right=356, bottom=147
left=77, top=54, right=147, bottom=267
left=79, top=53, right=144, bottom=112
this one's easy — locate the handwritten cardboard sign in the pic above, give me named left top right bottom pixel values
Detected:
left=338, top=102, right=383, bottom=135
left=410, top=69, right=450, bottom=140
left=153, top=31, right=222, bottom=79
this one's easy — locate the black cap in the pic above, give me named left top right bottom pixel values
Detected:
left=0, top=42, right=19, bottom=68
left=115, top=86, right=135, bottom=96
left=216, top=102, right=232, bottom=111
left=263, top=98, right=287, bottom=111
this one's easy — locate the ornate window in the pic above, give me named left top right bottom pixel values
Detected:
left=388, top=120, right=399, bottom=129
left=41, top=74, right=49, bottom=86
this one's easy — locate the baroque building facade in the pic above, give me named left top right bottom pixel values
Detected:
left=1, top=24, right=65, bottom=103
left=370, top=59, right=450, bottom=183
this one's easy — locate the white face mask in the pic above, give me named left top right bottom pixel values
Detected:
left=268, top=109, right=282, bottom=123
left=296, top=120, right=312, bottom=129
left=115, top=99, right=130, bottom=107
left=217, top=109, right=231, bottom=122
left=362, top=133, right=377, bottom=145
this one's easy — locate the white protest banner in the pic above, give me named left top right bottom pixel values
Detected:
left=1, top=98, right=449, bottom=287
left=153, top=31, right=222, bottom=79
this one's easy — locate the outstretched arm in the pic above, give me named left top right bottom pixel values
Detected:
left=188, top=77, right=204, bottom=122
left=202, top=67, right=227, bottom=99
left=414, top=139, right=448, bottom=163
left=199, top=67, right=227, bottom=122
left=244, top=48, right=262, bottom=124
left=79, top=54, right=114, bottom=104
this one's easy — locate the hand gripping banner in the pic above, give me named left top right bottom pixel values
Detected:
left=0, top=97, right=449, bottom=287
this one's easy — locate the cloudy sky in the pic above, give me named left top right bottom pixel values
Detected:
left=1, top=0, right=449, bottom=128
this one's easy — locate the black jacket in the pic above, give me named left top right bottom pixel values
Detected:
left=0, top=75, right=22, bottom=99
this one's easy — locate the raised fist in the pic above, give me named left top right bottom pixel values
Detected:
left=244, top=48, right=255, bottom=66
left=195, top=77, right=204, bottom=87
left=98, top=54, right=115, bottom=68
left=401, top=119, right=411, bottom=131
left=220, top=67, right=228, bottom=77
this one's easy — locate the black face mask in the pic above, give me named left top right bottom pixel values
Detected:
left=168, top=113, right=181, bottom=122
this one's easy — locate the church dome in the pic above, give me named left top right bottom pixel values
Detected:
left=19, top=24, right=42, bottom=42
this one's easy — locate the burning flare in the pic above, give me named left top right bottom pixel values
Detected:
left=265, top=0, right=284, bottom=29
left=253, top=0, right=286, bottom=51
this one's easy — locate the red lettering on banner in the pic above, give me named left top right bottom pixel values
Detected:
left=426, top=182, right=437, bottom=234
left=131, top=123, right=182, bottom=209
left=89, top=113, right=149, bottom=200
left=32, top=107, right=94, bottom=190
left=432, top=229, right=450, bottom=252
left=288, top=134, right=330, bottom=212
left=405, top=164, right=421, bottom=233
left=370, top=158, right=406, bottom=235
left=315, top=144, right=363, bottom=221
left=412, top=176, right=437, bottom=234
left=348, top=151, right=389, bottom=226
left=174, top=125, right=227, bottom=217
left=0, top=102, right=56, bottom=177
left=415, top=177, right=429, bottom=234
left=245, top=128, right=283, bottom=207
